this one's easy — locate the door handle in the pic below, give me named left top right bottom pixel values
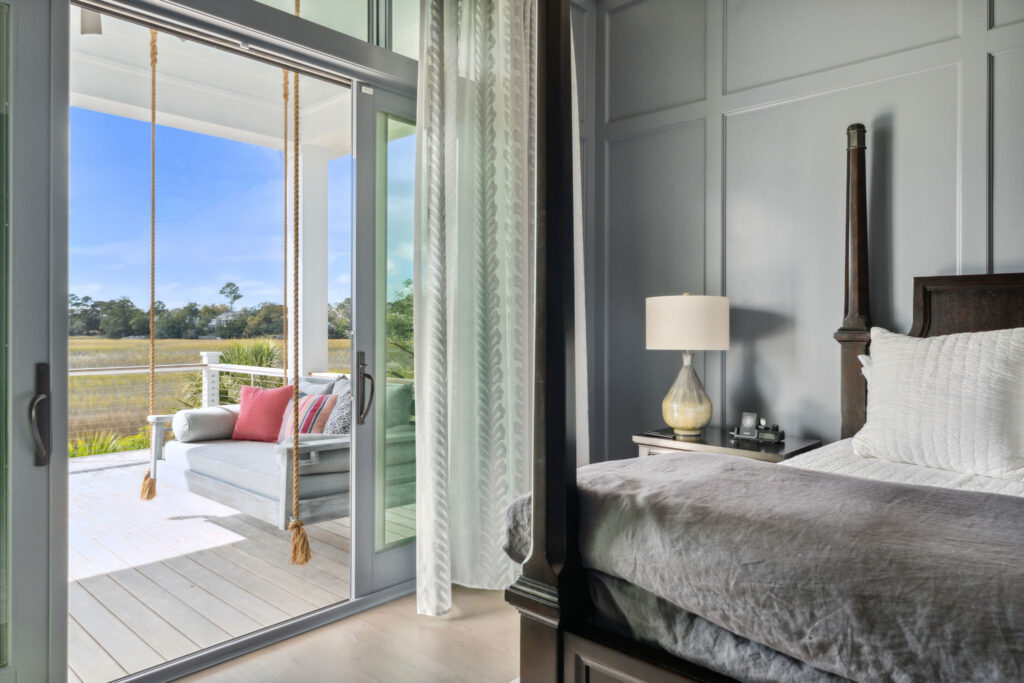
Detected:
left=28, top=362, right=50, bottom=467
left=357, top=351, right=375, bottom=425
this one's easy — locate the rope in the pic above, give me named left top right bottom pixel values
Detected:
left=141, top=29, right=158, bottom=501
left=288, top=0, right=311, bottom=564
left=282, top=69, right=289, bottom=378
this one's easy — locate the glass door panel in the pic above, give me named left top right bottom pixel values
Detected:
left=374, top=113, right=416, bottom=552
left=252, top=0, right=370, bottom=42
left=390, top=0, right=421, bottom=59
left=350, top=86, right=415, bottom=595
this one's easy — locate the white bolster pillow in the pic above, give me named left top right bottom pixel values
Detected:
left=172, top=405, right=241, bottom=443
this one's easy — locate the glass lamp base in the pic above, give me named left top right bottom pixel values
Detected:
left=662, top=351, right=712, bottom=436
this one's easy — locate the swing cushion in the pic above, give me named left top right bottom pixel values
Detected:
left=163, top=438, right=350, bottom=500
left=232, top=384, right=294, bottom=442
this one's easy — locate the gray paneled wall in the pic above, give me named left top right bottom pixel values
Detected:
left=993, top=45, right=1024, bottom=271
left=572, top=0, right=601, bottom=464
left=585, top=0, right=1024, bottom=461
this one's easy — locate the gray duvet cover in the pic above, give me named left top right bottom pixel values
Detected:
left=588, top=571, right=842, bottom=682
left=506, top=453, right=1024, bottom=682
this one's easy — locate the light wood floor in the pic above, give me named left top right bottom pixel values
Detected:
left=180, top=586, right=520, bottom=683
left=68, top=455, right=351, bottom=683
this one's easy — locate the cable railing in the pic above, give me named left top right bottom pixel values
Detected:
left=68, top=352, right=287, bottom=455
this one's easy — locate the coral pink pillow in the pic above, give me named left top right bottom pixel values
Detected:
left=232, top=385, right=294, bottom=442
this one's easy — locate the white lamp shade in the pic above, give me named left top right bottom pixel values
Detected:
left=646, top=295, right=730, bottom=351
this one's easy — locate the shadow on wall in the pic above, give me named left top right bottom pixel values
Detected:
left=868, top=112, right=895, bottom=331
left=728, top=306, right=789, bottom=428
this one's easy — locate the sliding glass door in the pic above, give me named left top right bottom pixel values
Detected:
left=351, top=86, right=417, bottom=595
left=66, top=8, right=364, bottom=680
left=1, top=1, right=68, bottom=681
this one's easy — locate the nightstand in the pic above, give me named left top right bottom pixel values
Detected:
left=632, top=427, right=822, bottom=463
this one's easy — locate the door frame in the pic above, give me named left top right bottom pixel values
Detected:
left=351, top=84, right=417, bottom=598
left=0, top=0, right=69, bottom=681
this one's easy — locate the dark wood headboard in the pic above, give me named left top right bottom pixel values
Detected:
left=908, top=274, right=1024, bottom=337
left=835, top=123, right=1024, bottom=438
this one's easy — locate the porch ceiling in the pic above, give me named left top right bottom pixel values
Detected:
left=70, top=9, right=352, bottom=157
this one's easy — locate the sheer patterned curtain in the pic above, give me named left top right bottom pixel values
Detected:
left=415, top=0, right=586, bottom=617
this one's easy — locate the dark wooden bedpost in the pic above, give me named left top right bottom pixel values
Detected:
left=834, top=123, right=871, bottom=439
left=505, top=0, right=577, bottom=681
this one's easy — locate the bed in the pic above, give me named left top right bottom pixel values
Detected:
left=506, top=5, right=1024, bottom=680
left=506, top=445, right=1024, bottom=680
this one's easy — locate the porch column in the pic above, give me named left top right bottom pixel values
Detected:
left=286, top=144, right=330, bottom=377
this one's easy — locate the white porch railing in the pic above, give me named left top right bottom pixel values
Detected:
left=195, top=351, right=286, bottom=408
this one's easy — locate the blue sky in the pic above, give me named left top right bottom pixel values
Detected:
left=384, top=125, right=416, bottom=301
left=69, top=106, right=417, bottom=310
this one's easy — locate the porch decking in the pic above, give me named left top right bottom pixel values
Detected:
left=68, top=452, right=351, bottom=683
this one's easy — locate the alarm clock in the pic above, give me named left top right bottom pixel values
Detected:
left=737, top=412, right=758, bottom=438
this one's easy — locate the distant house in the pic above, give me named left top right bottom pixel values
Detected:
left=207, top=310, right=241, bottom=331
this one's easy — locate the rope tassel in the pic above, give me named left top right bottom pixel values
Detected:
left=289, top=519, right=312, bottom=565
left=140, top=468, right=156, bottom=500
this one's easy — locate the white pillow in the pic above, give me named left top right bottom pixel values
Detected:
left=858, top=354, right=872, bottom=384
left=853, top=326, right=1024, bottom=476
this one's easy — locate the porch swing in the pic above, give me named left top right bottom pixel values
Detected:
left=140, top=19, right=353, bottom=564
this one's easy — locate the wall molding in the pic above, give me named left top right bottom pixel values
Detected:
left=586, top=0, right=1024, bottom=459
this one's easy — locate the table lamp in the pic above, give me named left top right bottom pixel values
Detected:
left=646, top=294, right=730, bottom=435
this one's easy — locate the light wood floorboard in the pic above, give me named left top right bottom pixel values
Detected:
left=69, top=458, right=352, bottom=683
left=68, top=615, right=127, bottom=683
left=180, top=587, right=519, bottom=683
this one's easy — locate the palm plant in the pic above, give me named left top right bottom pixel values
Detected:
left=178, top=339, right=283, bottom=408
left=222, top=339, right=281, bottom=368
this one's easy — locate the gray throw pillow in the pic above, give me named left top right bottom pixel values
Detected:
left=324, top=377, right=353, bottom=435
left=385, top=382, right=414, bottom=429
left=299, top=376, right=335, bottom=395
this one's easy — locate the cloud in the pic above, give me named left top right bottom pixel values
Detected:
left=69, top=282, right=103, bottom=296
left=393, top=239, right=414, bottom=262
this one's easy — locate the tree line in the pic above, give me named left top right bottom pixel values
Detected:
left=69, top=281, right=356, bottom=340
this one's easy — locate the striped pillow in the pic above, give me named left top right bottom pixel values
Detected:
left=279, top=393, right=339, bottom=439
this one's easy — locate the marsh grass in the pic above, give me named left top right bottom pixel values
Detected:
left=67, top=337, right=360, bottom=452
left=68, top=431, right=121, bottom=458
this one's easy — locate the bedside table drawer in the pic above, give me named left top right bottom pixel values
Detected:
left=637, top=445, right=678, bottom=458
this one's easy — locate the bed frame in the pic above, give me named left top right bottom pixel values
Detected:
left=835, top=123, right=1024, bottom=437
left=506, top=2, right=1024, bottom=680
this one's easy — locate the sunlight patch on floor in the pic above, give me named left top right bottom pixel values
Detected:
left=70, top=458, right=251, bottom=580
